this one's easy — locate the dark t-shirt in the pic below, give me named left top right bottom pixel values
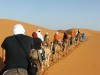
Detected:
left=1, top=34, right=34, bottom=70
left=63, top=34, right=68, bottom=41
left=33, top=38, right=42, bottom=50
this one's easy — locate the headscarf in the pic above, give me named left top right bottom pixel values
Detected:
left=36, top=29, right=44, bottom=41
left=13, top=24, right=25, bottom=35
left=55, top=32, right=58, bottom=35
left=32, top=32, right=38, bottom=38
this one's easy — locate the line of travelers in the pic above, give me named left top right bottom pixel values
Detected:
left=0, top=24, right=85, bottom=75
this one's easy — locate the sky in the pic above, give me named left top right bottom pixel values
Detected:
left=0, top=0, right=100, bottom=31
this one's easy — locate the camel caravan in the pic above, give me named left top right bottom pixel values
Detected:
left=30, top=29, right=86, bottom=75
left=0, top=24, right=86, bottom=75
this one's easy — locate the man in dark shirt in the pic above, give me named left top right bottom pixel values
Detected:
left=0, top=24, right=34, bottom=75
left=32, top=32, right=42, bottom=50
left=32, top=32, right=45, bottom=71
left=63, top=32, right=68, bottom=42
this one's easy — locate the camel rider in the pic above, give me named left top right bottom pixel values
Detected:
left=44, top=32, right=50, bottom=46
left=54, top=32, right=61, bottom=44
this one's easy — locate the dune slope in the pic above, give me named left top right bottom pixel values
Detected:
left=0, top=19, right=61, bottom=58
left=0, top=19, right=100, bottom=75
left=45, top=30, right=100, bottom=75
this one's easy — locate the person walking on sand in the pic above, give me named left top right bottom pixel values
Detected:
left=81, top=33, right=85, bottom=42
left=0, top=24, right=34, bottom=75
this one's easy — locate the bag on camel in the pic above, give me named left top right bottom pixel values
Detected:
left=41, top=53, right=45, bottom=61
left=52, top=46, right=55, bottom=54
left=27, top=57, right=38, bottom=75
left=41, top=49, right=45, bottom=61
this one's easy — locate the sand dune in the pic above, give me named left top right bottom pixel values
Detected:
left=0, top=19, right=100, bottom=75
left=44, top=29, right=100, bottom=75
left=0, top=19, right=63, bottom=58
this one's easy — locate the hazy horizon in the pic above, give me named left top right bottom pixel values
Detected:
left=0, top=0, right=100, bottom=31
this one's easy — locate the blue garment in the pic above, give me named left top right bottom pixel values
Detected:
left=82, top=33, right=85, bottom=42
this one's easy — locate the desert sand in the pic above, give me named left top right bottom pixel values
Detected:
left=0, top=19, right=100, bottom=75
left=0, top=19, right=61, bottom=58
left=44, top=29, right=100, bottom=75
